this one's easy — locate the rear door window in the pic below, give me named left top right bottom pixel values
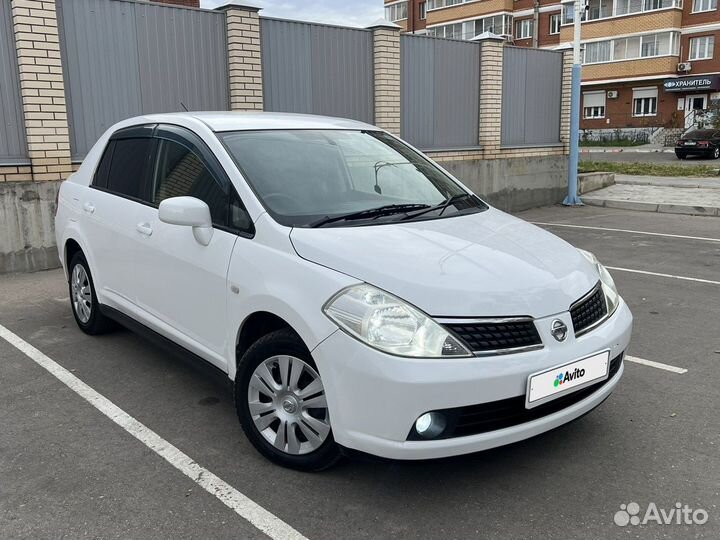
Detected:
left=106, top=138, right=154, bottom=200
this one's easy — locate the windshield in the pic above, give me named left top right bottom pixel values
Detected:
left=218, top=130, right=487, bottom=227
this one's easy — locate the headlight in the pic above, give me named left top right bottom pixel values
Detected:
left=323, top=284, right=472, bottom=358
left=578, top=249, right=620, bottom=316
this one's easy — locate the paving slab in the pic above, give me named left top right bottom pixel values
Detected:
left=582, top=183, right=720, bottom=216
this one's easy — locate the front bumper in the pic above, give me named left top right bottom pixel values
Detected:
left=312, top=299, right=633, bottom=460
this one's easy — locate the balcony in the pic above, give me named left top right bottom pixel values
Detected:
left=559, top=8, right=682, bottom=41
left=582, top=56, right=679, bottom=81
left=426, top=0, right=514, bottom=25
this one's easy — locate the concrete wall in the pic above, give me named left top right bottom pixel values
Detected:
left=440, top=155, right=569, bottom=212
left=0, top=180, right=60, bottom=274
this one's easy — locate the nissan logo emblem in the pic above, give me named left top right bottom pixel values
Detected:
left=551, top=319, right=568, bottom=342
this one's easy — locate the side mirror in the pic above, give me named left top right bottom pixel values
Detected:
left=158, top=196, right=214, bottom=246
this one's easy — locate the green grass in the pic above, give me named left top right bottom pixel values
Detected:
left=579, top=139, right=647, bottom=147
left=579, top=161, right=720, bottom=177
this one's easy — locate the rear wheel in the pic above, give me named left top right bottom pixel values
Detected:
left=712, top=147, right=720, bottom=159
left=68, top=252, right=114, bottom=335
left=235, top=328, right=341, bottom=471
left=675, top=152, right=686, bottom=160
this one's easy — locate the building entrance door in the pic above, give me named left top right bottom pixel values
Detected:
left=685, top=94, right=708, bottom=129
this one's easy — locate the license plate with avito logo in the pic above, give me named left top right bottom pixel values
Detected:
left=525, top=350, right=610, bottom=409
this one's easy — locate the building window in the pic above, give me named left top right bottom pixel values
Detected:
left=633, top=88, right=658, bottom=116
left=550, top=14, right=561, bottom=35
left=689, top=36, right=715, bottom=60
left=428, top=14, right=513, bottom=40
left=427, top=0, right=463, bottom=10
left=565, top=0, right=682, bottom=23
left=583, top=32, right=680, bottom=64
left=584, top=40, right=612, bottom=63
left=385, top=1, right=408, bottom=21
left=692, top=0, right=717, bottom=11
left=583, top=91, right=606, bottom=118
left=419, top=2, right=427, bottom=19
left=516, top=19, right=533, bottom=40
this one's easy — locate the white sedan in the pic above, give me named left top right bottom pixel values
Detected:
left=55, top=112, right=632, bottom=471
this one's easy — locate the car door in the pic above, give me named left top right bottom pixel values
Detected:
left=132, top=124, right=254, bottom=370
left=81, top=126, right=156, bottom=315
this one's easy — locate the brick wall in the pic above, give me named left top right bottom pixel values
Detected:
left=223, top=4, right=263, bottom=111
left=583, top=56, right=679, bottom=81
left=372, top=25, right=402, bottom=136
left=11, top=0, right=72, bottom=183
left=580, top=80, right=680, bottom=130
left=426, top=0, right=513, bottom=25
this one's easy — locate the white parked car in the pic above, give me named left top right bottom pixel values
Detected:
left=55, top=113, right=633, bottom=471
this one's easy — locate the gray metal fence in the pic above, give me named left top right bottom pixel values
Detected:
left=0, top=0, right=27, bottom=164
left=57, top=0, right=228, bottom=160
left=401, top=35, right=480, bottom=151
left=261, top=18, right=374, bottom=124
left=501, top=46, right=563, bottom=147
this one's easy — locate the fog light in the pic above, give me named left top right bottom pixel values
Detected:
left=414, top=412, right=446, bottom=439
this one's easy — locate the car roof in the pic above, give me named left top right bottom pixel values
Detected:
left=140, top=111, right=378, bottom=133
left=684, top=128, right=719, bottom=138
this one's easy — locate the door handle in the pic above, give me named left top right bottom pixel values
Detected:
left=136, top=222, right=153, bottom=236
left=83, top=202, right=95, bottom=214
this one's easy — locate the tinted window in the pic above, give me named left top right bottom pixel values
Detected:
left=106, top=138, right=153, bottom=199
left=151, top=139, right=229, bottom=226
left=685, top=129, right=719, bottom=140
left=92, top=141, right=115, bottom=189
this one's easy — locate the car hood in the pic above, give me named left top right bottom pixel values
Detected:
left=289, top=208, right=599, bottom=318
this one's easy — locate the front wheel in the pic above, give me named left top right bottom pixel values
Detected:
left=235, top=329, right=341, bottom=471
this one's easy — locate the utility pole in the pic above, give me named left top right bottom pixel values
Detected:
left=563, top=0, right=584, bottom=206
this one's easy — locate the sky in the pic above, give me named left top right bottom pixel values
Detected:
left=200, top=1, right=385, bottom=28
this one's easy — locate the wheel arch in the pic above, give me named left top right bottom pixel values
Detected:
left=234, top=311, right=304, bottom=376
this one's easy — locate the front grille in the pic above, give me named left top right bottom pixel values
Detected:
left=570, top=284, right=608, bottom=336
left=444, top=320, right=542, bottom=354
left=408, top=353, right=623, bottom=441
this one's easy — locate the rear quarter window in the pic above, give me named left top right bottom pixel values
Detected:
left=92, top=141, right=115, bottom=189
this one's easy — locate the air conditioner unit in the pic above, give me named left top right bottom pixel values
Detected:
left=607, top=90, right=619, bottom=99
left=677, top=62, right=692, bottom=73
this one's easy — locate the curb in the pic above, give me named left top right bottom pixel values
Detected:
left=580, top=148, right=676, bottom=154
left=582, top=197, right=720, bottom=216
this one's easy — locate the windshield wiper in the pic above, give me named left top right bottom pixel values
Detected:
left=401, top=193, right=474, bottom=221
left=310, top=203, right=431, bottom=228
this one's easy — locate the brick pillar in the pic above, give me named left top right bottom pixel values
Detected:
left=368, top=20, right=401, bottom=135
left=475, top=34, right=505, bottom=158
left=11, top=0, right=73, bottom=181
left=217, top=2, right=263, bottom=111
left=559, top=50, right=573, bottom=154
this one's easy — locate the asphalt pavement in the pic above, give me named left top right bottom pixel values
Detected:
left=0, top=206, right=718, bottom=539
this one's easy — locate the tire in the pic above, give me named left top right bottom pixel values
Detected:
left=675, top=152, right=686, bottom=160
left=68, top=252, right=114, bottom=335
left=713, top=147, right=720, bottom=160
left=235, top=328, right=341, bottom=471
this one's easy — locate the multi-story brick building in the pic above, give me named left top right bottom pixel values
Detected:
left=385, top=0, right=719, bottom=137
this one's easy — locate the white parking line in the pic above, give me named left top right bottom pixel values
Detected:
left=532, top=222, right=720, bottom=243
left=606, top=266, right=720, bottom=286
left=625, top=355, right=688, bottom=374
left=0, top=323, right=308, bottom=540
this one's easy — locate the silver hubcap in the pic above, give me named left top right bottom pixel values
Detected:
left=247, top=355, right=330, bottom=455
left=71, top=264, right=92, bottom=324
